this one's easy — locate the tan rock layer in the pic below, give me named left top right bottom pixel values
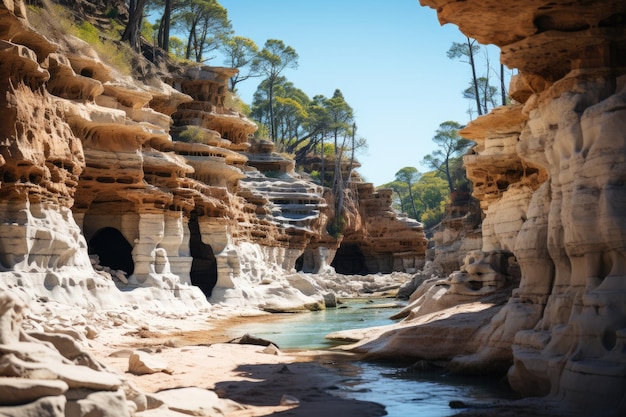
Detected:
left=421, top=0, right=626, bottom=411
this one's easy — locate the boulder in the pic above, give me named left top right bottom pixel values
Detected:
left=128, top=351, right=170, bottom=375
left=0, top=377, right=68, bottom=405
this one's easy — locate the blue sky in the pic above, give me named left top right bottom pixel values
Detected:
left=216, top=0, right=509, bottom=186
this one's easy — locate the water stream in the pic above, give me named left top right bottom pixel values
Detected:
left=229, top=298, right=518, bottom=416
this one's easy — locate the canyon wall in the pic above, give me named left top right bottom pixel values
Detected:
left=339, top=1, right=624, bottom=413
left=351, top=0, right=625, bottom=411
left=0, top=0, right=426, bottom=313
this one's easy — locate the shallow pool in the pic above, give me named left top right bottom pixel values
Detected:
left=229, top=299, right=517, bottom=416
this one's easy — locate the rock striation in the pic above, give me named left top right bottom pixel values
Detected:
left=0, top=0, right=426, bottom=312
left=335, top=183, right=428, bottom=274
left=346, top=0, right=626, bottom=413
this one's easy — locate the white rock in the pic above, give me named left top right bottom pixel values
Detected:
left=261, top=344, right=281, bottom=355
left=128, top=351, right=170, bottom=375
left=152, top=387, right=244, bottom=416
left=0, top=377, right=68, bottom=405
left=280, top=394, right=300, bottom=406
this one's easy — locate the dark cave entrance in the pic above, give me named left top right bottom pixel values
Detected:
left=88, top=227, right=134, bottom=275
left=295, top=254, right=304, bottom=272
left=331, top=243, right=368, bottom=275
left=188, top=211, right=218, bottom=297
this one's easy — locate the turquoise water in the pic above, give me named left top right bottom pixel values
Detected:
left=228, top=299, right=402, bottom=349
left=229, top=299, right=517, bottom=416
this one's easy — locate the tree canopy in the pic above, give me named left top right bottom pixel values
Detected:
left=382, top=169, right=449, bottom=229
left=421, top=121, right=473, bottom=193
left=255, top=39, right=299, bottom=142
left=219, top=35, right=260, bottom=92
left=448, top=37, right=508, bottom=118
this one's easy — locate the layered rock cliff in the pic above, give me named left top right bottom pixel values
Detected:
left=345, top=0, right=626, bottom=413
left=0, top=0, right=426, bottom=314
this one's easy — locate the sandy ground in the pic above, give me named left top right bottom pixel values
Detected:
left=79, top=307, right=583, bottom=417
left=85, top=311, right=387, bottom=417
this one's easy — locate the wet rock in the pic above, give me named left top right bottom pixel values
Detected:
left=229, top=333, right=278, bottom=348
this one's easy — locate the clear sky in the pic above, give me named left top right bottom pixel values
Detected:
left=216, top=0, right=508, bottom=187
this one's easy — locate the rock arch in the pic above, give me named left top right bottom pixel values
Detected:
left=88, top=227, right=134, bottom=275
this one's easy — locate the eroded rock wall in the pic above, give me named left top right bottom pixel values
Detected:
left=333, top=183, right=428, bottom=274
left=0, top=0, right=425, bottom=317
left=424, top=0, right=626, bottom=410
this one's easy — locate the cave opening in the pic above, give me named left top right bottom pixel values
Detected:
left=188, top=210, right=218, bottom=297
left=295, top=254, right=304, bottom=272
left=331, top=243, right=368, bottom=275
left=88, top=227, right=134, bottom=275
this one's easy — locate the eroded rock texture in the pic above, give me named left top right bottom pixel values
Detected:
left=0, top=0, right=426, bottom=315
left=335, top=183, right=428, bottom=274
left=425, top=0, right=626, bottom=411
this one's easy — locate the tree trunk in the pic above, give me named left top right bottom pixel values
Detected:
left=467, top=37, right=482, bottom=116
left=268, top=78, right=275, bottom=141
left=445, top=158, right=454, bottom=193
left=320, top=134, right=325, bottom=187
left=121, top=0, right=148, bottom=51
left=333, top=131, right=345, bottom=233
left=157, top=17, right=164, bottom=48
left=185, top=23, right=196, bottom=60
left=162, top=0, right=172, bottom=52
left=500, top=63, right=507, bottom=105
left=344, top=123, right=356, bottom=188
left=406, top=181, right=419, bottom=220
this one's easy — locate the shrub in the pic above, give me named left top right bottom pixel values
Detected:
left=178, top=126, right=209, bottom=144
left=26, top=4, right=131, bottom=75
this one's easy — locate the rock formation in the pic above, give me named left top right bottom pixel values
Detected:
left=345, top=0, right=625, bottom=413
left=429, top=188, right=483, bottom=276
left=0, top=1, right=429, bottom=414
left=0, top=0, right=426, bottom=313
left=333, top=183, right=428, bottom=274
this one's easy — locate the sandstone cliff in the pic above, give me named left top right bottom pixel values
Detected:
left=343, top=0, right=625, bottom=413
left=0, top=0, right=425, bottom=311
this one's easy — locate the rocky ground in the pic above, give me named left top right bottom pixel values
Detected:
left=2, top=270, right=593, bottom=417
left=0, top=272, right=413, bottom=417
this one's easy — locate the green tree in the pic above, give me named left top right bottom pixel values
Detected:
left=447, top=37, right=482, bottom=116
left=293, top=95, right=332, bottom=160
left=251, top=76, right=310, bottom=149
left=175, top=0, right=231, bottom=63
left=326, top=89, right=354, bottom=234
left=382, top=170, right=448, bottom=226
left=168, top=36, right=186, bottom=58
left=122, top=0, right=149, bottom=50
left=256, top=39, right=298, bottom=142
left=414, top=173, right=448, bottom=212
left=219, top=35, right=260, bottom=92
left=394, top=167, right=420, bottom=219
left=422, top=121, right=473, bottom=193
left=463, top=76, right=498, bottom=116
left=145, top=0, right=177, bottom=51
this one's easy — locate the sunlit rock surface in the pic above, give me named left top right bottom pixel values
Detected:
left=0, top=1, right=428, bottom=413
left=345, top=0, right=625, bottom=412
left=338, top=183, right=428, bottom=274
left=0, top=0, right=425, bottom=310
